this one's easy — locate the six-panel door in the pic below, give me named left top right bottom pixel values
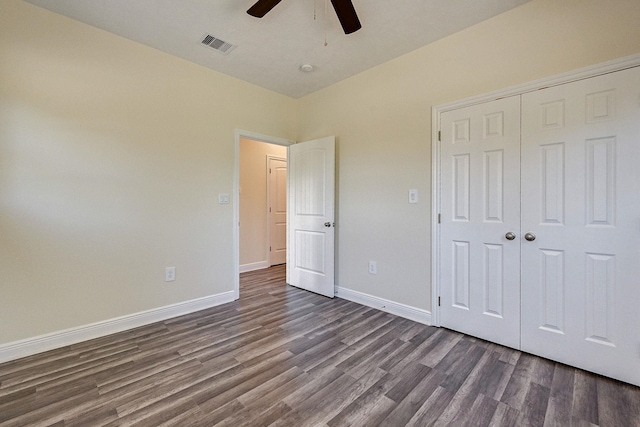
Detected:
left=520, top=67, right=640, bottom=386
left=439, top=96, right=522, bottom=349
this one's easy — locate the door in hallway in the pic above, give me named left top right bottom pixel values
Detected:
left=268, top=157, right=287, bottom=266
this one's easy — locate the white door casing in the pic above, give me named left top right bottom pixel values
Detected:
left=520, top=66, right=640, bottom=386
left=287, top=136, right=336, bottom=298
left=268, top=157, right=287, bottom=266
left=439, top=96, right=522, bottom=349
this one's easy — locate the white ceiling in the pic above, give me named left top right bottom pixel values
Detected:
left=23, top=0, right=531, bottom=98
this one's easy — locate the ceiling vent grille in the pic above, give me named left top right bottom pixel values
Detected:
left=201, top=34, right=236, bottom=55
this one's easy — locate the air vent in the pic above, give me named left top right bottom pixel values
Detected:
left=201, top=34, right=236, bottom=55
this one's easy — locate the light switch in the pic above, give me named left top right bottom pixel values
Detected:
left=218, top=193, right=230, bottom=204
left=409, top=189, right=418, bottom=204
left=369, top=261, right=377, bottom=275
left=165, top=267, right=176, bottom=282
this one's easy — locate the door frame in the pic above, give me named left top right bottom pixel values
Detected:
left=234, top=129, right=294, bottom=300
left=431, top=53, right=640, bottom=326
left=266, top=155, right=287, bottom=267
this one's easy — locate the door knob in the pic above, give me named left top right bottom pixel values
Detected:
left=324, top=222, right=331, bottom=227
left=524, top=232, right=536, bottom=241
left=505, top=232, right=516, bottom=241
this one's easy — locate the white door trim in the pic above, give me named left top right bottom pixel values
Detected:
left=431, top=52, right=640, bottom=326
left=234, top=129, right=294, bottom=300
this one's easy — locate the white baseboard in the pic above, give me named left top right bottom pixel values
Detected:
left=0, top=291, right=235, bottom=364
left=336, top=286, right=432, bottom=326
left=239, top=261, right=269, bottom=273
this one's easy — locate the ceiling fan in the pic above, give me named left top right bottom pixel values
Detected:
left=247, top=0, right=362, bottom=34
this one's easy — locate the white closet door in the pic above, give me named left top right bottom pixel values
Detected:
left=521, top=67, right=640, bottom=386
left=439, top=96, right=522, bottom=349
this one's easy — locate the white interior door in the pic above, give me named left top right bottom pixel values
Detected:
left=520, top=66, right=640, bottom=386
left=439, top=96, right=522, bottom=349
left=287, top=136, right=335, bottom=298
left=268, top=157, right=287, bottom=266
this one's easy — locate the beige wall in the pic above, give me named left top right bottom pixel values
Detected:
left=0, top=0, right=296, bottom=344
left=239, top=138, right=287, bottom=267
left=296, top=0, right=640, bottom=311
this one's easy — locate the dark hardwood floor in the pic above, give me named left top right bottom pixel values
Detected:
left=1, top=264, right=639, bottom=426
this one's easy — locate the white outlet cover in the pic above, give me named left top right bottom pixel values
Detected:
left=218, top=193, right=230, bottom=204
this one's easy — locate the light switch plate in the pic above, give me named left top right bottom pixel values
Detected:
left=409, top=189, right=418, bottom=204
left=165, top=267, right=176, bottom=282
left=218, top=193, right=230, bottom=204
left=368, top=261, right=377, bottom=275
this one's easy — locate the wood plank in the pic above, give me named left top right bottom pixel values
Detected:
left=327, top=372, right=398, bottom=427
left=572, top=369, right=599, bottom=425
left=543, top=364, right=574, bottom=427
left=378, top=368, right=446, bottom=426
left=596, top=376, right=640, bottom=427
left=516, top=381, right=551, bottom=426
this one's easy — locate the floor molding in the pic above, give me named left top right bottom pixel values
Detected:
left=239, top=261, right=269, bottom=273
left=336, top=286, right=432, bottom=326
left=0, top=291, right=235, bottom=364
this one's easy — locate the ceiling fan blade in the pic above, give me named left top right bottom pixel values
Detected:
left=247, top=0, right=283, bottom=18
left=330, top=0, right=361, bottom=34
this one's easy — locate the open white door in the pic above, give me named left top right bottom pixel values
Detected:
left=287, top=136, right=335, bottom=298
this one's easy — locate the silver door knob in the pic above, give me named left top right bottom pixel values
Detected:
left=505, top=232, right=516, bottom=241
left=324, top=222, right=331, bottom=227
left=524, top=232, right=536, bottom=241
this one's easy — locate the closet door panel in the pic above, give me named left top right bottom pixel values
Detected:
left=520, top=67, right=640, bottom=387
left=439, top=96, right=521, bottom=349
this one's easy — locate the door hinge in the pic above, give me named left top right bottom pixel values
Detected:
left=438, top=296, right=441, bottom=306
left=437, top=213, right=441, bottom=224
left=438, top=130, right=441, bottom=141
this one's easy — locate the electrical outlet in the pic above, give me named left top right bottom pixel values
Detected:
left=165, top=267, right=176, bottom=282
left=368, top=261, right=377, bottom=275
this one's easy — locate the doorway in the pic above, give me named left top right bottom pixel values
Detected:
left=234, top=130, right=293, bottom=299
left=239, top=138, right=287, bottom=272
left=234, top=131, right=337, bottom=301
